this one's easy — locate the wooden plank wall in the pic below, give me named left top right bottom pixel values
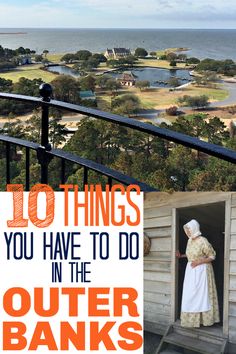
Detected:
left=229, top=193, right=236, bottom=343
left=144, top=194, right=173, bottom=334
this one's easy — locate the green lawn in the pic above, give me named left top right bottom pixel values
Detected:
left=96, top=59, right=189, bottom=71
left=96, top=84, right=229, bottom=111
left=0, top=64, right=57, bottom=83
left=47, top=53, right=64, bottom=63
left=137, top=58, right=189, bottom=70
left=189, top=84, right=229, bottom=101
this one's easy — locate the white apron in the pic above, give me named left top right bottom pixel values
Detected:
left=181, top=262, right=210, bottom=313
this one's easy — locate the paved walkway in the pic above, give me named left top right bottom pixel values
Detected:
left=135, top=109, right=171, bottom=124
left=135, top=81, right=236, bottom=122
left=210, top=82, right=236, bottom=107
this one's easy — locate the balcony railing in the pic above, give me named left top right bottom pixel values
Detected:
left=0, top=83, right=236, bottom=191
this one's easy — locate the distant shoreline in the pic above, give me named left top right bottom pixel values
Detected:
left=0, top=29, right=235, bottom=60
left=0, top=32, right=27, bottom=35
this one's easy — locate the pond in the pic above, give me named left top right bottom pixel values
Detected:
left=47, top=65, right=80, bottom=77
left=110, top=67, right=192, bottom=88
left=46, top=65, right=192, bottom=87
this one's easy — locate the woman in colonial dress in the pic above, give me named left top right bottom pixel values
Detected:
left=177, top=219, right=220, bottom=328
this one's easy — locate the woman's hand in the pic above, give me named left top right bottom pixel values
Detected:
left=176, top=250, right=181, bottom=258
left=191, top=257, right=213, bottom=268
left=176, top=251, right=186, bottom=259
left=191, top=260, right=200, bottom=268
left=175, top=250, right=187, bottom=259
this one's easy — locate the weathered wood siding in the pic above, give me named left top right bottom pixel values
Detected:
left=144, top=192, right=236, bottom=342
left=144, top=193, right=173, bottom=334
left=229, top=193, right=236, bottom=343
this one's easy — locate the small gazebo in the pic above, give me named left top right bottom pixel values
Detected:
left=118, top=71, right=136, bottom=86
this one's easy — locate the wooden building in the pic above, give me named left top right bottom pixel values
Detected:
left=144, top=192, right=236, bottom=353
left=105, top=48, right=131, bottom=59
left=118, top=71, right=136, bottom=86
left=18, top=55, right=32, bottom=65
left=79, top=90, right=96, bottom=101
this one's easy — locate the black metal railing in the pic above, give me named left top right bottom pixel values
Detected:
left=0, top=83, right=236, bottom=191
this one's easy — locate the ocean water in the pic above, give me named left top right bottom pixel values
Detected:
left=0, top=28, right=235, bottom=60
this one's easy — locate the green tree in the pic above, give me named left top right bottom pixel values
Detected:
left=0, top=45, right=5, bottom=58
left=43, top=49, right=49, bottom=58
left=117, top=56, right=137, bottom=67
left=147, top=167, right=173, bottom=191
left=66, top=168, right=107, bottom=189
left=23, top=111, right=67, bottom=148
left=65, top=118, right=120, bottom=165
left=0, top=78, right=13, bottom=92
left=170, top=60, right=177, bottom=67
left=107, top=59, right=120, bottom=68
left=75, top=50, right=92, bottom=61
left=80, top=58, right=99, bottom=71
left=13, top=77, right=43, bottom=96
left=196, top=58, right=236, bottom=76
left=0, top=78, right=46, bottom=116
left=194, top=71, right=218, bottom=87
left=205, top=117, right=228, bottom=145
left=168, top=77, right=180, bottom=87
left=61, top=53, right=76, bottom=63
left=2, top=119, right=26, bottom=139
left=79, top=75, right=96, bottom=91
left=0, top=62, right=17, bottom=71
left=187, top=57, right=200, bottom=64
left=178, top=95, right=209, bottom=109
left=111, top=152, right=134, bottom=177
left=166, top=114, right=228, bottom=147
left=104, top=79, right=121, bottom=95
left=92, top=53, right=107, bottom=63
left=167, top=145, right=197, bottom=191
left=112, top=94, right=141, bottom=116
left=34, top=54, right=43, bottom=62
left=135, top=80, right=150, bottom=91
left=150, top=51, right=157, bottom=57
left=49, top=117, right=67, bottom=148
left=51, top=75, right=80, bottom=103
left=24, top=113, right=42, bottom=142
left=159, top=54, right=167, bottom=60
left=95, top=75, right=112, bottom=89
left=134, top=48, right=148, bottom=58
left=184, top=113, right=208, bottom=139
left=16, top=46, right=26, bottom=55
left=189, top=158, right=236, bottom=191
left=166, top=52, right=177, bottom=61
left=177, top=54, right=187, bottom=62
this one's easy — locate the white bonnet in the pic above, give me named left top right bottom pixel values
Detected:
left=183, top=219, right=202, bottom=239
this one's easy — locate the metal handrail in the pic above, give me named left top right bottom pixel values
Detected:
left=1, top=91, right=236, bottom=164
left=47, top=148, right=155, bottom=190
left=0, top=134, right=156, bottom=191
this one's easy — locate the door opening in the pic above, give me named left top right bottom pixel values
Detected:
left=176, top=202, right=225, bottom=325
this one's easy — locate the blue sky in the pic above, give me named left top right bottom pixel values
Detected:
left=0, top=0, right=235, bottom=28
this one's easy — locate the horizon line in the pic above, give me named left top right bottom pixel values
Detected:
left=0, top=27, right=236, bottom=30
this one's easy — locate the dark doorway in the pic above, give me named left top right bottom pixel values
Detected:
left=176, top=202, right=225, bottom=325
